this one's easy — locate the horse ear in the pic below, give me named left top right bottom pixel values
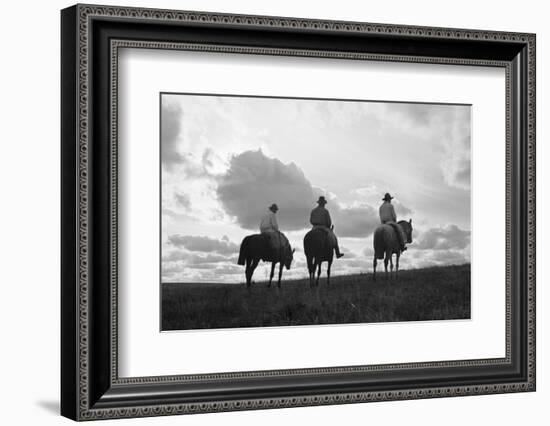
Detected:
left=292, top=248, right=296, bottom=253
left=409, top=218, right=412, bottom=224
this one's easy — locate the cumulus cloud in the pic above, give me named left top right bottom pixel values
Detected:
left=162, top=262, right=184, bottom=274
left=162, top=246, right=241, bottom=282
left=338, top=258, right=370, bottom=269
left=161, top=102, right=184, bottom=167
left=161, top=101, right=218, bottom=178
left=395, top=201, right=413, bottom=217
left=163, top=250, right=232, bottom=264
left=430, top=249, right=470, bottom=264
left=362, top=246, right=375, bottom=257
left=416, top=224, right=470, bottom=250
left=351, top=184, right=413, bottom=219
left=217, top=150, right=381, bottom=237
left=217, top=150, right=315, bottom=230
left=174, top=192, right=191, bottom=210
left=172, top=151, right=216, bottom=179
left=168, top=234, right=239, bottom=255
left=213, top=264, right=242, bottom=275
left=162, top=261, right=243, bottom=283
left=161, top=207, right=197, bottom=223
left=386, top=104, right=471, bottom=190
left=409, top=247, right=470, bottom=268
left=340, top=247, right=357, bottom=258
left=386, top=103, right=441, bottom=126
left=436, top=107, right=471, bottom=190
left=333, top=204, right=379, bottom=237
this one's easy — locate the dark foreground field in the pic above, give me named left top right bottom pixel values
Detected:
left=162, top=264, right=471, bottom=331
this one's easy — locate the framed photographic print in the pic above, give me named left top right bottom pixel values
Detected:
left=61, top=4, right=536, bottom=421
left=159, top=92, right=472, bottom=331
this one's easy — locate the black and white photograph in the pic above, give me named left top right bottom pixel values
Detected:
left=160, top=93, right=472, bottom=331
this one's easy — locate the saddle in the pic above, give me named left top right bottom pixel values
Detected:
left=311, top=226, right=335, bottom=250
left=261, top=232, right=288, bottom=261
left=385, top=223, right=406, bottom=251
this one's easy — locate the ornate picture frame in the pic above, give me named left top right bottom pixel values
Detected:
left=61, top=4, right=535, bottom=421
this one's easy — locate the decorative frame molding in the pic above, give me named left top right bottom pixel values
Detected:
left=61, top=4, right=535, bottom=421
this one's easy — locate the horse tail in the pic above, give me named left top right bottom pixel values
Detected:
left=373, top=227, right=386, bottom=260
left=303, top=231, right=312, bottom=257
left=306, top=253, right=314, bottom=273
left=237, top=237, right=248, bottom=265
left=303, top=231, right=314, bottom=273
left=304, top=228, right=331, bottom=262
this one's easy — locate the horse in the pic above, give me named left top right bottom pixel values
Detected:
left=304, top=227, right=335, bottom=287
left=237, top=233, right=294, bottom=288
left=372, top=219, right=413, bottom=281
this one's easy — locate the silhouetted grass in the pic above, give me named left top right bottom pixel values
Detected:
left=161, top=264, right=471, bottom=331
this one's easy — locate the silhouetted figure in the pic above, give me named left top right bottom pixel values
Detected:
left=379, top=193, right=407, bottom=252
left=373, top=218, right=413, bottom=281
left=309, top=196, right=343, bottom=259
left=260, top=203, right=282, bottom=259
left=237, top=204, right=294, bottom=288
left=237, top=233, right=294, bottom=289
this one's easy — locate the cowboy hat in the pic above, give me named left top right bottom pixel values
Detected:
left=317, top=196, right=327, bottom=205
left=382, top=193, right=394, bottom=201
left=269, top=203, right=279, bottom=212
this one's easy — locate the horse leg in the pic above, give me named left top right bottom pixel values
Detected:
left=326, top=261, right=332, bottom=286
left=248, top=259, right=259, bottom=287
left=384, top=254, right=389, bottom=281
left=316, top=262, right=322, bottom=287
left=390, top=254, right=394, bottom=280
left=268, top=262, right=276, bottom=287
left=277, top=262, right=284, bottom=289
left=245, top=258, right=252, bottom=287
left=373, top=257, right=377, bottom=282
left=307, top=256, right=314, bottom=288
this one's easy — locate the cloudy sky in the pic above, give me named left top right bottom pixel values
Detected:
left=161, top=93, right=471, bottom=283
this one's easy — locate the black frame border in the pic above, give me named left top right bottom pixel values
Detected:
left=61, top=4, right=535, bottom=421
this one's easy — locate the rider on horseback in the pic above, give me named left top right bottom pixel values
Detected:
left=260, top=203, right=282, bottom=259
left=379, top=193, right=407, bottom=252
left=309, top=196, right=344, bottom=259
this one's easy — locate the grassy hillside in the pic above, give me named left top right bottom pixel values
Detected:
left=162, top=264, right=470, bottom=331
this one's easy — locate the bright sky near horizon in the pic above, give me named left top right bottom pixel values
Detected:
left=161, top=93, right=471, bottom=283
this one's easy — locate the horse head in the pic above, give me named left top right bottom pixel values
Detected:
left=399, top=219, right=413, bottom=244
left=284, top=247, right=295, bottom=270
